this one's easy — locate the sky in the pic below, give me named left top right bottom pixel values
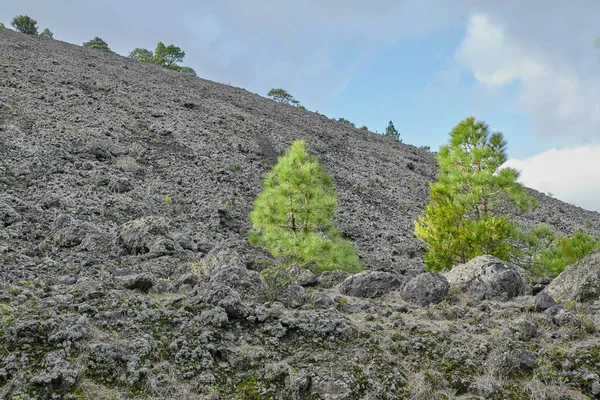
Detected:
left=1, top=0, right=599, bottom=211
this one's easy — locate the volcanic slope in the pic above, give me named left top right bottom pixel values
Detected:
left=2, top=29, right=599, bottom=281
left=2, top=28, right=600, bottom=400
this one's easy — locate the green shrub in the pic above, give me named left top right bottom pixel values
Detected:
left=249, top=140, right=362, bottom=274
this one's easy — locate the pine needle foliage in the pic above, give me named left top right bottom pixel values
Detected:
left=415, top=117, right=538, bottom=272
left=249, top=140, right=362, bottom=274
left=11, top=15, right=38, bottom=35
left=519, top=225, right=600, bottom=279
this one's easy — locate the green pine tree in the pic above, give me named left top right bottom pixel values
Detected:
left=39, top=28, right=53, bottom=39
left=83, top=37, right=112, bottom=52
left=250, top=140, right=362, bottom=274
left=415, top=117, right=538, bottom=272
left=11, top=15, right=38, bottom=35
left=384, top=120, right=401, bottom=141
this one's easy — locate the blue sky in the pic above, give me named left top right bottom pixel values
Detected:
left=1, top=0, right=600, bottom=210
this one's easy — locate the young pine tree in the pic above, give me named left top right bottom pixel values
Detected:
left=384, top=120, right=401, bottom=141
left=415, top=117, right=538, bottom=272
left=250, top=140, right=362, bottom=274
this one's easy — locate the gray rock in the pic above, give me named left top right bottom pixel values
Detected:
left=289, top=264, right=318, bottom=286
left=546, top=248, right=600, bottom=302
left=312, top=294, right=335, bottom=309
left=551, top=308, right=581, bottom=327
left=108, top=177, right=133, bottom=193
left=122, top=272, right=158, bottom=292
left=174, top=272, right=199, bottom=289
left=339, top=271, right=405, bottom=298
left=31, top=349, right=78, bottom=390
left=401, top=272, right=449, bottom=306
left=0, top=202, right=21, bottom=227
left=202, top=245, right=266, bottom=298
left=443, top=255, right=524, bottom=300
left=54, top=222, right=100, bottom=248
left=116, top=216, right=180, bottom=257
left=514, top=349, right=537, bottom=370
left=48, top=315, right=90, bottom=345
left=195, top=282, right=249, bottom=319
left=276, top=285, right=307, bottom=308
left=534, top=293, right=557, bottom=312
left=319, top=270, right=350, bottom=289
left=509, top=316, right=537, bottom=339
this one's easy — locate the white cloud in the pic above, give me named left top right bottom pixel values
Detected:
left=504, top=146, right=600, bottom=212
left=456, top=13, right=600, bottom=142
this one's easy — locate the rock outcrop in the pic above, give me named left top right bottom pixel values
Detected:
left=339, top=271, right=406, bottom=298
left=443, top=255, right=524, bottom=300
left=546, top=248, right=600, bottom=302
left=401, top=272, right=449, bottom=306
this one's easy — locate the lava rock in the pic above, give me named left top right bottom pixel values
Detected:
left=534, top=293, right=557, bottom=312
left=339, top=271, right=406, bottom=298
left=276, top=285, right=307, bottom=309
left=289, top=264, right=318, bottom=286
left=443, top=255, right=524, bottom=301
left=203, top=245, right=266, bottom=298
left=319, top=270, right=350, bottom=289
left=546, top=248, right=600, bottom=302
left=401, top=272, right=449, bottom=306
left=122, top=272, right=158, bottom=292
left=116, top=216, right=180, bottom=257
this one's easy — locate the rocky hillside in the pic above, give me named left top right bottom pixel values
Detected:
left=1, top=29, right=600, bottom=399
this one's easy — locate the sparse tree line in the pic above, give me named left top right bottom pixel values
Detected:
left=1, top=14, right=196, bottom=76
left=267, top=88, right=403, bottom=142
left=250, top=117, right=599, bottom=296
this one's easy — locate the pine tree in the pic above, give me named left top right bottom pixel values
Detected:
left=11, top=15, right=38, bottom=35
left=250, top=140, right=362, bottom=274
left=39, top=28, right=53, bottom=39
left=83, top=37, right=112, bottom=52
left=384, top=120, right=401, bottom=141
left=267, top=88, right=295, bottom=104
left=415, top=117, right=537, bottom=272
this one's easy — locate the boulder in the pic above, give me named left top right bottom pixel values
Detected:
left=339, top=271, right=406, bottom=298
left=195, top=283, right=248, bottom=319
left=318, top=270, right=350, bottom=289
left=202, top=245, right=266, bottom=298
left=289, top=264, right=318, bottom=286
left=533, top=293, right=557, bottom=312
left=545, top=248, right=600, bottom=302
left=401, top=272, right=449, bottom=306
left=443, top=255, right=524, bottom=300
left=276, top=285, right=307, bottom=309
left=116, top=216, right=180, bottom=257
left=121, top=273, right=158, bottom=293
